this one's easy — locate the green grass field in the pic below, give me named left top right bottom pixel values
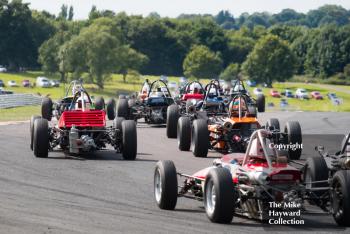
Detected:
left=0, top=72, right=349, bottom=122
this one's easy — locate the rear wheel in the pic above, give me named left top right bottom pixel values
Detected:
left=95, top=97, right=105, bottom=110
left=166, top=105, right=179, bottom=138
left=41, top=97, right=52, bottom=121
left=121, top=120, right=137, bottom=160
left=117, top=99, right=129, bottom=119
left=191, top=119, right=209, bottom=157
left=33, top=118, right=49, bottom=158
left=284, top=121, right=302, bottom=160
left=256, top=94, right=265, bottom=112
left=266, top=118, right=280, bottom=131
left=303, top=157, right=329, bottom=205
left=204, top=168, right=235, bottom=223
left=30, top=115, right=41, bottom=150
left=177, top=117, right=191, bottom=151
left=154, top=160, right=178, bottom=210
left=106, top=98, right=116, bottom=120
left=332, top=170, right=350, bottom=226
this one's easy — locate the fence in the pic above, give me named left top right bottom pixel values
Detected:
left=0, top=94, right=43, bottom=109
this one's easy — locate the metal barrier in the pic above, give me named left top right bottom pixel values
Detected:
left=0, top=94, right=43, bottom=109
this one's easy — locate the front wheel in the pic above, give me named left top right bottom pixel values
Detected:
left=204, top=168, right=235, bottom=223
left=33, top=118, right=49, bottom=158
left=166, top=104, right=179, bottom=138
left=121, top=120, right=137, bottom=160
left=256, top=94, right=265, bottom=112
left=332, top=170, right=350, bottom=226
left=106, top=98, right=116, bottom=120
left=191, top=119, right=209, bottom=157
left=41, top=97, right=52, bottom=121
left=30, top=115, right=41, bottom=150
left=177, top=117, right=191, bottom=151
left=284, top=121, right=302, bottom=160
left=154, top=160, right=178, bottom=210
left=95, top=97, right=105, bottom=110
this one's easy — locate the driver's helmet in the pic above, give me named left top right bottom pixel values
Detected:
left=208, top=87, right=217, bottom=95
left=150, top=87, right=164, bottom=97
left=72, top=84, right=82, bottom=96
left=189, top=83, right=202, bottom=94
left=75, top=95, right=91, bottom=110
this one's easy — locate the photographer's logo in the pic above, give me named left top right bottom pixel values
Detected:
left=269, top=142, right=303, bottom=151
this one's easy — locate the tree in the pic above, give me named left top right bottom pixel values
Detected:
left=68, top=6, right=74, bottom=21
left=219, top=63, right=240, bottom=81
left=118, top=46, right=149, bottom=82
left=183, top=45, right=223, bottom=79
left=242, top=35, right=297, bottom=86
left=58, top=4, right=68, bottom=20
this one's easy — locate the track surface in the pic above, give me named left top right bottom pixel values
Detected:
left=0, top=112, right=349, bottom=234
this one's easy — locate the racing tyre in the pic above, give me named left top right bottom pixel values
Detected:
left=41, top=97, right=52, bottom=121
left=166, top=105, right=179, bottom=138
left=121, top=120, right=137, bottom=160
left=303, top=157, right=329, bottom=205
left=154, top=160, right=178, bottom=210
left=256, top=94, right=265, bottom=112
left=191, top=119, right=209, bottom=157
left=30, top=115, right=41, bottom=150
left=266, top=118, right=280, bottom=131
left=204, top=168, right=235, bottom=223
left=177, top=117, right=191, bottom=151
left=95, top=97, right=105, bottom=110
left=117, top=99, right=129, bottom=119
left=284, top=121, right=302, bottom=160
left=113, top=117, right=125, bottom=138
left=33, top=118, right=49, bottom=158
left=106, top=98, right=116, bottom=120
left=332, top=170, right=350, bottom=226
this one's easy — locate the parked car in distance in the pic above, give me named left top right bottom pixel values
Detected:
left=281, top=89, right=294, bottom=98
left=253, top=87, right=263, bottom=96
left=270, top=89, right=281, bottom=98
left=246, top=80, right=257, bottom=87
left=0, top=65, right=7, bottom=72
left=22, top=79, right=31, bottom=87
left=295, top=88, right=309, bottom=99
left=7, top=80, right=18, bottom=87
left=0, top=79, right=5, bottom=87
left=0, top=87, right=14, bottom=95
left=327, top=92, right=338, bottom=100
left=36, top=76, right=51, bottom=88
left=311, top=91, right=323, bottom=100
left=50, top=80, right=60, bottom=87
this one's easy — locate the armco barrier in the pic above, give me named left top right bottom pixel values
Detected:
left=0, top=94, right=43, bottom=109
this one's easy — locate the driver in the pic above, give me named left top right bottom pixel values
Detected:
left=189, top=83, right=202, bottom=94
left=75, top=95, right=91, bottom=110
left=229, top=98, right=247, bottom=116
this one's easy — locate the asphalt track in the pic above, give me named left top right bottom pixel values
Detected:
left=0, top=111, right=349, bottom=234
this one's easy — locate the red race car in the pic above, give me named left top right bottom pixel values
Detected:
left=154, top=129, right=350, bottom=226
left=30, top=82, right=137, bottom=160
left=270, top=89, right=281, bottom=98
left=310, top=91, right=323, bottom=100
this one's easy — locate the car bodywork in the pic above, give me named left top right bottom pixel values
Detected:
left=154, top=129, right=350, bottom=226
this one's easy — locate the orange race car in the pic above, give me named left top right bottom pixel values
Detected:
left=178, top=93, right=302, bottom=159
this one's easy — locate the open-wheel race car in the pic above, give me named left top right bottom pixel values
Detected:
left=40, top=80, right=117, bottom=121
left=167, top=80, right=229, bottom=139
left=117, top=80, right=175, bottom=125
left=230, top=78, right=265, bottom=113
left=154, top=129, right=350, bottom=226
left=177, top=88, right=302, bottom=159
left=30, top=84, right=137, bottom=160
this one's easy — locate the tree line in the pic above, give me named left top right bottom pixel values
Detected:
left=1, top=0, right=350, bottom=88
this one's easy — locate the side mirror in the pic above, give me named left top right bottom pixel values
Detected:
left=315, top=145, right=325, bottom=152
